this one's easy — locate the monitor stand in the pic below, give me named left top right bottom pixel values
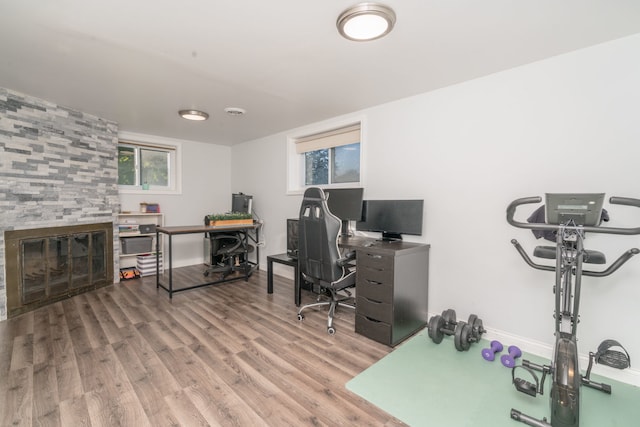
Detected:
left=381, top=232, right=402, bottom=241
left=340, top=220, right=353, bottom=238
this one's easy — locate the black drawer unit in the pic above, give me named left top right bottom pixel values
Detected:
left=357, top=267, right=393, bottom=302
left=355, top=314, right=392, bottom=345
left=354, top=242, right=429, bottom=346
left=356, top=296, right=393, bottom=323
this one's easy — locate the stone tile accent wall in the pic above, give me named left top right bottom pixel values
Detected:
left=0, top=87, right=120, bottom=320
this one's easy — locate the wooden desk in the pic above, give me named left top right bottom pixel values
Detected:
left=156, top=223, right=261, bottom=298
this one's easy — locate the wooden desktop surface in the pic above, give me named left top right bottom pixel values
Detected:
left=339, top=235, right=429, bottom=253
left=157, top=223, right=261, bottom=235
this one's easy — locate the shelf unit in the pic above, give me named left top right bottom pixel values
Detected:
left=117, top=212, right=164, bottom=273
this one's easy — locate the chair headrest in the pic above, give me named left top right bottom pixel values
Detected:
left=303, top=187, right=326, bottom=201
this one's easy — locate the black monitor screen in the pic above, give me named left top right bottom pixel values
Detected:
left=232, top=193, right=252, bottom=214
left=356, top=199, right=424, bottom=240
left=323, top=188, right=364, bottom=221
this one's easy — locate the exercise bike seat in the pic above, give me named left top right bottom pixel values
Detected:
left=533, top=245, right=606, bottom=264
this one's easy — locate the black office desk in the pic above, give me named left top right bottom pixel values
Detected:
left=293, top=235, right=430, bottom=346
left=351, top=239, right=430, bottom=346
left=156, top=223, right=261, bottom=298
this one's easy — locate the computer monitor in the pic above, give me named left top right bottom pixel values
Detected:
left=231, top=193, right=252, bottom=214
left=356, top=199, right=424, bottom=241
left=545, top=193, right=605, bottom=226
left=323, top=187, right=364, bottom=237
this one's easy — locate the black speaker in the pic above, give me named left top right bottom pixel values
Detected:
left=286, top=218, right=299, bottom=259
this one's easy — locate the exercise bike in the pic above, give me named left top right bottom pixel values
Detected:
left=506, top=193, right=640, bottom=427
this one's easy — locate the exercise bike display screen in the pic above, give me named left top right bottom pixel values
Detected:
left=545, top=193, right=605, bottom=226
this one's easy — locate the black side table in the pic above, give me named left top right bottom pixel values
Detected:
left=266, top=253, right=303, bottom=306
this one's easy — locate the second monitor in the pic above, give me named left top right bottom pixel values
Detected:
left=356, top=199, right=424, bottom=241
left=323, top=187, right=364, bottom=237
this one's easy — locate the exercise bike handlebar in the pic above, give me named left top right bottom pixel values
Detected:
left=511, top=239, right=640, bottom=277
left=507, top=196, right=640, bottom=236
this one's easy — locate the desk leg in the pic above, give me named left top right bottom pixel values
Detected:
left=256, top=227, right=260, bottom=271
left=295, top=265, right=301, bottom=307
left=267, top=258, right=274, bottom=294
left=156, top=230, right=160, bottom=289
left=242, top=231, right=250, bottom=281
left=168, top=234, right=173, bottom=299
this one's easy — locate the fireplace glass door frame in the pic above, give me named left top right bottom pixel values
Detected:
left=5, top=222, right=114, bottom=317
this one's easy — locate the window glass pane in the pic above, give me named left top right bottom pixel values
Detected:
left=331, top=142, right=360, bottom=184
left=304, top=149, right=329, bottom=185
left=140, top=148, right=169, bottom=186
left=118, top=146, right=136, bottom=185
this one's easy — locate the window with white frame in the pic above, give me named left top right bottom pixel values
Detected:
left=118, top=140, right=178, bottom=192
left=291, top=123, right=361, bottom=190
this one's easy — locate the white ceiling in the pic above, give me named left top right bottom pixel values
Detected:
left=1, top=1, right=639, bottom=146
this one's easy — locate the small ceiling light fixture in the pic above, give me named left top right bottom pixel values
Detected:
left=224, top=107, right=246, bottom=116
left=178, top=109, right=209, bottom=121
left=337, top=2, right=396, bottom=42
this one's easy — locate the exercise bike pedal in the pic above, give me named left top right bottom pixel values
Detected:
left=513, top=377, right=538, bottom=397
left=599, top=350, right=630, bottom=369
left=594, top=339, right=631, bottom=370
left=512, top=364, right=547, bottom=398
left=582, top=339, right=630, bottom=395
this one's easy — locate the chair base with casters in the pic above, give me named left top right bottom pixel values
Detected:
left=204, top=232, right=250, bottom=279
left=297, top=282, right=356, bottom=335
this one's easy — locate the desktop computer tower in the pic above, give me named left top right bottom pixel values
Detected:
left=286, top=218, right=298, bottom=259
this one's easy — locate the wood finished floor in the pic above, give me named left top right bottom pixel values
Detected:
left=0, top=266, right=406, bottom=426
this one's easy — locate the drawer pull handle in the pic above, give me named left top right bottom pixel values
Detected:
left=366, top=254, right=383, bottom=259
left=365, top=316, right=381, bottom=323
left=365, top=297, right=382, bottom=304
left=366, top=279, right=382, bottom=285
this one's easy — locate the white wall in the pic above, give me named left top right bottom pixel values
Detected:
left=231, top=34, right=640, bottom=384
left=120, top=133, right=232, bottom=267
left=231, top=134, right=302, bottom=276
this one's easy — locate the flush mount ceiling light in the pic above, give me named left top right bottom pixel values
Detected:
left=178, top=109, right=209, bottom=121
left=337, top=3, right=396, bottom=41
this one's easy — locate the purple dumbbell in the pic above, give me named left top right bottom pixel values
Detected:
left=481, top=340, right=503, bottom=361
left=501, top=345, right=522, bottom=368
